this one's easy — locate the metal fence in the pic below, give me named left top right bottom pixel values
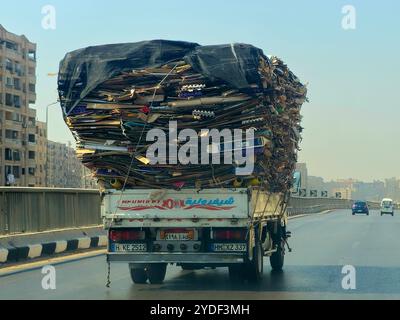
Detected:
left=0, top=188, right=101, bottom=235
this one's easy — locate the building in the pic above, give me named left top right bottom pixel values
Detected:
left=81, top=166, right=98, bottom=189
left=0, top=25, right=37, bottom=186
left=332, top=187, right=353, bottom=200
left=47, top=140, right=97, bottom=189
left=35, top=120, right=47, bottom=186
left=295, top=163, right=308, bottom=191
left=308, top=176, right=326, bottom=194
left=47, top=141, right=79, bottom=188
left=385, top=178, right=400, bottom=202
left=352, top=180, right=385, bottom=202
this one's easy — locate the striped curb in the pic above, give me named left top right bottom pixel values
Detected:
left=0, top=235, right=107, bottom=265
left=0, top=248, right=8, bottom=263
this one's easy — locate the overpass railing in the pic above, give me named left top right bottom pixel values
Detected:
left=287, top=197, right=380, bottom=216
left=0, top=188, right=101, bottom=236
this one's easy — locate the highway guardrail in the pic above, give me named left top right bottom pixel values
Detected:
left=0, top=188, right=101, bottom=236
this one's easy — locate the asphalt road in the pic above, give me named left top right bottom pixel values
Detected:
left=1, top=209, right=400, bottom=300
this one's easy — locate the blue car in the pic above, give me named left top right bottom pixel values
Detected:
left=352, top=201, right=369, bottom=215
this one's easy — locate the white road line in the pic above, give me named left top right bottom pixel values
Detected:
left=0, top=249, right=106, bottom=277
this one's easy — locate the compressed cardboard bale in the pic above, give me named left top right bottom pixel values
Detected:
left=58, top=41, right=307, bottom=193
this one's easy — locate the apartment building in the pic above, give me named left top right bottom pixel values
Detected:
left=47, top=140, right=97, bottom=189
left=0, top=25, right=37, bottom=186
left=35, top=120, right=47, bottom=186
left=81, top=166, right=98, bottom=189
left=295, top=163, right=308, bottom=190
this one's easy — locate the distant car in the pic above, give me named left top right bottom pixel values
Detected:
left=352, top=201, right=369, bottom=215
left=381, top=198, right=394, bottom=216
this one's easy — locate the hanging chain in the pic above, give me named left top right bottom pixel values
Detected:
left=106, top=258, right=111, bottom=288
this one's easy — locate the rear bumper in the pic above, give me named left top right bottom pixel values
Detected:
left=107, top=252, right=245, bottom=264
left=352, top=210, right=368, bottom=214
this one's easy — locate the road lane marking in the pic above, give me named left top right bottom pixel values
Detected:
left=0, top=249, right=106, bottom=277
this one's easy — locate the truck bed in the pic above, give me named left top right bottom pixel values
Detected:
left=102, top=188, right=286, bottom=228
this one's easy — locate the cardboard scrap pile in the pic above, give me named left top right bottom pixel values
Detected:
left=58, top=40, right=307, bottom=192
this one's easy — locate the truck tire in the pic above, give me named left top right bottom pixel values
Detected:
left=246, top=242, right=264, bottom=283
left=129, top=267, right=148, bottom=284
left=270, top=241, right=285, bottom=271
left=147, top=264, right=167, bottom=284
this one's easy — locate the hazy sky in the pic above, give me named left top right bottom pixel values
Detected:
left=1, top=0, right=399, bottom=181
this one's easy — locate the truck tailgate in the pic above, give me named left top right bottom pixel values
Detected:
left=102, top=189, right=249, bottom=220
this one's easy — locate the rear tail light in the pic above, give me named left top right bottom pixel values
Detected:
left=213, top=229, right=247, bottom=241
left=109, top=230, right=145, bottom=241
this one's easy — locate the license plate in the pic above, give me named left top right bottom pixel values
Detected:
left=211, top=243, right=247, bottom=252
left=163, top=233, right=193, bottom=241
left=111, top=243, right=147, bottom=252
left=159, top=229, right=196, bottom=241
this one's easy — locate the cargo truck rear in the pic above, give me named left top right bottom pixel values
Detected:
left=103, top=188, right=290, bottom=284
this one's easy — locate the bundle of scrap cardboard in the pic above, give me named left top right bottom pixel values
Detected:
left=58, top=41, right=307, bottom=192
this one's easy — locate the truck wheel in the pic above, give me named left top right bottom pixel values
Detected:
left=270, top=241, right=285, bottom=271
left=147, top=264, right=167, bottom=284
left=246, top=242, right=264, bottom=283
left=129, top=267, right=148, bottom=284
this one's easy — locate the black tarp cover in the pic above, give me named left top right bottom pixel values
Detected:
left=58, top=40, right=268, bottom=115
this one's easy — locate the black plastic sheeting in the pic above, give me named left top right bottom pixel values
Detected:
left=58, top=40, right=268, bottom=116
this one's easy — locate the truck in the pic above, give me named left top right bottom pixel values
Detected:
left=102, top=188, right=291, bottom=284
left=57, top=41, right=305, bottom=285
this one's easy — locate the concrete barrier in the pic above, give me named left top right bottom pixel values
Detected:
left=0, top=227, right=107, bottom=265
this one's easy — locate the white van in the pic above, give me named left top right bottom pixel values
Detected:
left=381, top=198, right=394, bottom=216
